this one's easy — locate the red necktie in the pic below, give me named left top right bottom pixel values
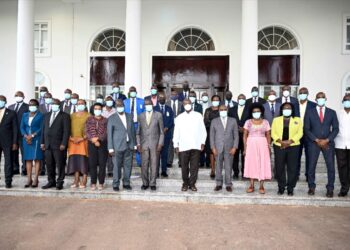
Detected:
left=319, top=107, right=324, bottom=123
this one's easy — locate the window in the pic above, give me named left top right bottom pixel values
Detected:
left=168, top=27, right=215, bottom=51
left=343, top=15, right=350, bottom=54
left=34, top=21, right=51, bottom=56
left=34, top=71, right=50, bottom=99
left=258, top=26, right=299, bottom=50
left=90, top=29, right=126, bottom=52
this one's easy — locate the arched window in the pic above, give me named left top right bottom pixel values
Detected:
left=168, top=27, right=215, bottom=51
left=90, top=28, right=126, bottom=52
left=258, top=26, right=299, bottom=50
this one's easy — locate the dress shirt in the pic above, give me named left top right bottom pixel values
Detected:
left=14, top=102, right=23, bottom=112
left=130, top=98, right=138, bottom=123
left=238, top=105, right=244, bottom=120
left=299, top=101, right=307, bottom=122
left=151, top=96, right=157, bottom=106
left=221, top=117, right=227, bottom=129
left=202, top=102, right=209, bottom=112
left=173, top=111, right=207, bottom=152
left=118, top=112, right=129, bottom=142
left=316, top=106, right=326, bottom=117
left=335, top=109, right=350, bottom=149
left=171, top=100, right=179, bottom=117
left=282, top=96, right=291, bottom=103
left=0, top=108, right=5, bottom=123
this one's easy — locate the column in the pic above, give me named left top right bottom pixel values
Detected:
left=124, top=0, right=142, bottom=94
left=16, top=0, right=35, bottom=99
left=240, top=0, right=258, bottom=95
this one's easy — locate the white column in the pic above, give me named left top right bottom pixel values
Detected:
left=124, top=0, right=142, bottom=94
left=16, top=0, right=35, bottom=100
left=240, top=0, right=258, bottom=95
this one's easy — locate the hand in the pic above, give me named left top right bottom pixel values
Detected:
left=59, top=145, right=66, bottom=151
left=91, top=137, right=99, bottom=143
left=319, top=139, right=329, bottom=150
left=94, top=141, right=100, bottom=147
left=25, top=135, right=32, bottom=141
left=164, top=128, right=169, bottom=133
left=156, top=144, right=163, bottom=152
left=12, top=144, right=18, bottom=151
left=175, top=147, right=179, bottom=154
left=137, top=145, right=141, bottom=153
left=229, top=148, right=237, bottom=156
left=41, top=144, right=46, bottom=151
left=26, top=138, right=32, bottom=145
left=201, top=144, right=205, bottom=152
left=212, top=148, right=218, bottom=157
left=239, top=127, right=244, bottom=133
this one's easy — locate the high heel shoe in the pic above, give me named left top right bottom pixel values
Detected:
left=24, top=180, right=32, bottom=188
left=32, top=179, right=39, bottom=188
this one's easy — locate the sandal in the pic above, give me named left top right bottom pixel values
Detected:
left=70, top=183, right=79, bottom=188
left=79, top=184, right=86, bottom=189
left=98, top=184, right=104, bottom=191
left=259, top=187, right=265, bottom=194
left=91, top=184, right=96, bottom=191
left=246, top=185, right=255, bottom=193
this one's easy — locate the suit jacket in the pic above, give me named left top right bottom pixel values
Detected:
left=178, top=91, right=190, bottom=102
left=181, top=101, right=203, bottom=114
left=246, top=97, right=266, bottom=106
left=0, top=108, right=18, bottom=147
left=271, top=116, right=303, bottom=147
left=60, top=100, right=75, bottom=114
left=276, top=96, right=300, bottom=117
left=228, top=105, right=249, bottom=128
left=8, top=102, right=29, bottom=141
left=303, top=107, right=339, bottom=143
left=39, top=104, right=51, bottom=114
left=41, top=111, right=71, bottom=150
left=136, top=111, right=164, bottom=150
left=263, top=102, right=281, bottom=126
left=300, top=100, right=317, bottom=121
left=20, top=112, right=44, bottom=138
left=107, top=112, right=136, bottom=151
left=111, top=92, right=126, bottom=102
left=144, top=95, right=159, bottom=107
left=210, top=117, right=239, bottom=153
left=154, top=104, right=175, bottom=139
left=124, top=97, right=145, bottom=116
left=166, top=100, right=182, bottom=117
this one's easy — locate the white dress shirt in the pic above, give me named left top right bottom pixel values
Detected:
left=173, top=111, right=207, bottom=152
left=225, top=100, right=235, bottom=108
left=299, top=101, right=307, bottom=122
left=282, top=96, right=291, bottom=103
left=316, top=105, right=326, bottom=117
left=130, top=98, right=138, bottom=123
left=335, top=109, right=350, bottom=149
left=118, top=112, right=129, bottom=142
left=171, top=100, right=179, bottom=117
left=201, top=102, right=210, bottom=112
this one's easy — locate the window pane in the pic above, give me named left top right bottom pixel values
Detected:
left=41, top=23, right=48, bottom=29
left=347, top=25, right=350, bottom=43
left=34, top=31, right=39, bottom=48
left=346, top=44, right=350, bottom=50
left=347, top=18, right=350, bottom=23
left=41, top=30, right=48, bottom=47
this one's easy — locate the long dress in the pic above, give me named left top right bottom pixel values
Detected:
left=67, top=112, right=90, bottom=174
left=243, top=119, right=271, bottom=181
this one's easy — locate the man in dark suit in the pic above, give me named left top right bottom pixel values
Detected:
left=154, top=93, right=174, bottom=177
left=304, top=92, right=339, bottom=198
left=228, top=94, right=249, bottom=178
left=60, top=88, right=72, bottom=114
left=144, top=85, right=159, bottom=107
left=38, top=86, right=49, bottom=105
left=263, top=90, right=281, bottom=126
left=41, top=98, right=71, bottom=190
left=245, top=86, right=266, bottom=107
left=276, top=85, right=300, bottom=117
left=8, top=91, right=29, bottom=175
left=111, top=82, right=126, bottom=102
left=178, top=82, right=190, bottom=102
left=0, top=95, right=18, bottom=188
left=39, top=92, right=53, bottom=114
left=181, top=91, right=203, bottom=114
left=224, top=91, right=238, bottom=108
left=297, top=87, right=317, bottom=181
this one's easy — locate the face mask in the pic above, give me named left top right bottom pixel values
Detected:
left=252, top=112, right=261, bottom=119
left=282, top=109, right=292, bottom=117
left=117, top=107, right=124, bottom=113
left=106, top=100, right=114, bottom=107
left=184, top=104, right=192, bottom=112
left=251, top=91, right=258, bottom=97
left=0, top=100, right=6, bottom=109
left=64, top=93, right=71, bottom=100
left=212, top=101, right=220, bottom=107
left=299, top=93, right=308, bottom=101
left=282, top=90, right=290, bottom=97
left=316, top=98, right=326, bottom=107
left=145, top=105, right=153, bottom=112
left=189, top=97, right=196, bottom=104
left=71, top=98, right=78, bottom=105
left=268, top=95, right=276, bottom=102
left=171, top=96, right=178, bottom=101
left=96, top=98, right=103, bottom=104
left=51, top=104, right=60, bottom=112
left=151, top=89, right=158, bottom=95
left=94, top=109, right=102, bottom=116
left=113, top=87, right=120, bottom=94
left=202, top=96, right=209, bottom=103
left=45, top=98, right=52, bottom=105
left=130, top=92, right=137, bottom=98
left=40, top=91, right=47, bottom=97
left=238, top=99, right=246, bottom=106
left=29, top=106, right=37, bottom=113
left=15, top=96, right=23, bottom=103
left=343, top=100, right=350, bottom=109
left=220, top=111, right=227, bottom=118
left=77, top=104, right=85, bottom=111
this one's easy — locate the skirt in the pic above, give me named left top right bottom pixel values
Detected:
left=67, top=139, right=88, bottom=175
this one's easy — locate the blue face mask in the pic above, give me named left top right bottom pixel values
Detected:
left=202, top=96, right=209, bottom=103
left=77, top=104, right=85, bottom=111
left=251, top=91, right=258, bottom=97
left=51, top=104, right=60, bottom=112
left=64, top=93, right=71, bottom=100
left=40, top=91, right=47, bottom=97
left=343, top=100, right=350, bottom=109
left=113, top=87, right=120, bottom=94
left=117, top=107, right=124, bottom=113
left=282, top=109, right=292, bottom=117
left=316, top=98, right=326, bottom=107
left=252, top=112, right=261, bottom=119
left=96, top=98, right=103, bottom=104
left=145, top=105, right=153, bottom=112
left=151, top=89, right=158, bottom=95
left=71, top=99, right=78, bottom=105
left=212, top=101, right=220, bottom=107
left=0, top=100, right=6, bottom=109
left=238, top=99, right=246, bottom=106
left=106, top=100, right=114, bottom=107
left=45, top=98, right=52, bottom=105
left=299, top=94, right=308, bottom=101
left=130, top=92, right=137, bottom=98
left=29, top=106, right=38, bottom=113
left=94, top=109, right=102, bottom=116
left=219, top=110, right=227, bottom=117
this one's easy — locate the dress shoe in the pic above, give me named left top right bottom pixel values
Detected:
left=150, top=186, right=157, bottom=191
left=167, top=163, right=172, bottom=168
left=32, top=180, right=39, bottom=188
left=308, top=188, right=315, bottom=195
left=12, top=170, right=20, bottom=175
left=232, top=175, right=239, bottom=180
left=181, top=184, right=188, bottom=191
left=123, top=185, right=132, bottom=190
left=56, top=184, right=63, bottom=190
left=113, top=187, right=120, bottom=192
left=5, top=183, right=12, bottom=189
left=107, top=173, right=113, bottom=178
left=326, top=190, right=333, bottom=198
left=190, top=185, right=197, bottom=192
left=141, top=185, right=149, bottom=190
left=338, top=191, right=348, bottom=197
left=156, top=173, right=160, bottom=178
left=210, top=172, right=215, bottom=179
left=42, top=183, right=56, bottom=189
left=214, top=186, right=222, bottom=191
left=287, top=190, right=294, bottom=196
left=24, top=182, right=32, bottom=188
left=277, top=189, right=285, bottom=195
left=161, top=173, right=168, bottom=178
left=226, top=186, right=233, bottom=192
left=40, top=172, right=46, bottom=176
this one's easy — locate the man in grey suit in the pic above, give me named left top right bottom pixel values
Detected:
left=107, top=99, right=136, bottom=191
left=210, top=104, right=239, bottom=192
left=263, top=90, right=281, bottom=126
left=137, top=99, right=164, bottom=191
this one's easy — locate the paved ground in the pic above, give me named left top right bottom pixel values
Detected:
left=0, top=196, right=349, bottom=250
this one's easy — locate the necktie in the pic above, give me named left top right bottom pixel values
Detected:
left=172, top=101, right=176, bottom=116
left=161, top=105, right=164, bottom=114
left=49, top=112, right=57, bottom=127
left=131, top=98, right=135, bottom=121
left=72, top=105, right=76, bottom=113
left=46, top=104, right=49, bottom=112
left=285, top=97, right=288, bottom=103
left=271, top=103, right=275, bottom=117
left=254, top=97, right=257, bottom=103
left=15, top=103, right=19, bottom=113
left=184, top=92, right=187, bottom=99
left=319, top=107, right=324, bottom=123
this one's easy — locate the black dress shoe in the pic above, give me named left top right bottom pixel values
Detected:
left=150, top=186, right=157, bottom=191
left=326, top=190, right=333, bottom=198
left=190, top=185, right=197, bottom=192
left=210, top=172, right=215, bottom=179
left=338, top=192, right=348, bottom=197
left=232, top=175, right=239, bottom=180
left=56, top=185, right=63, bottom=190
left=24, top=182, right=32, bottom=188
left=42, top=183, right=56, bottom=189
left=161, top=173, right=168, bottom=178
left=287, top=190, right=294, bottom=196
left=181, top=184, right=188, bottom=192
left=167, top=163, right=172, bottom=168
left=226, top=186, right=233, bottom=192
left=113, top=187, right=120, bottom=192
left=12, top=170, right=20, bottom=175
left=123, top=185, right=132, bottom=190
left=214, top=186, right=222, bottom=191
left=141, top=185, right=149, bottom=190
left=5, top=183, right=12, bottom=189
left=107, top=173, right=113, bottom=178
left=308, top=188, right=315, bottom=195
left=277, top=189, right=285, bottom=195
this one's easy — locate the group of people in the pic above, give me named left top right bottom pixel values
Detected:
left=0, top=82, right=349, bottom=198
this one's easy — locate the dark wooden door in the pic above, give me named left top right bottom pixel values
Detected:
left=90, top=56, right=125, bottom=86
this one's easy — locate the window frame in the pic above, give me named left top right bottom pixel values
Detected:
left=342, top=14, right=350, bottom=54
left=34, top=20, right=51, bottom=57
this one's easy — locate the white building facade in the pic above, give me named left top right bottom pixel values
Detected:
left=1, top=0, right=350, bottom=109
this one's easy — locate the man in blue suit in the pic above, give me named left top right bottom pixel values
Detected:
left=263, top=90, right=281, bottom=126
left=276, top=85, right=300, bottom=117
left=154, top=93, right=174, bottom=177
left=111, top=82, right=126, bottom=102
left=178, top=82, right=190, bottom=102
left=304, top=92, right=339, bottom=198
left=297, top=87, right=317, bottom=181
left=124, top=86, right=144, bottom=166
left=144, top=85, right=159, bottom=107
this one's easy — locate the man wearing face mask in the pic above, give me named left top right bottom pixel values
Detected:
left=38, top=86, right=49, bottom=105
left=173, top=99, right=207, bottom=192
left=263, top=90, right=281, bottom=126
left=154, top=93, right=174, bottom=177
left=334, top=94, right=350, bottom=197
left=304, top=92, right=339, bottom=198
left=8, top=91, right=29, bottom=175
left=178, top=82, right=190, bottom=102
left=276, top=85, right=300, bottom=117
left=111, top=82, right=126, bottom=101
left=228, top=94, right=249, bottom=178
left=201, top=92, right=210, bottom=111
left=297, top=87, right=316, bottom=182
left=225, top=91, right=237, bottom=108
left=89, top=94, right=104, bottom=115
left=246, top=86, right=266, bottom=107
left=181, top=91, right=202, bottom=114
left=67, top=93, right=79, bottom=114
left=39, top=92, right=53, bottom=114
left=144, top=85, right=159, bottom=107
left=60, top=88, right=72, bottom=114
left=0, top=95, right=18, bottom=188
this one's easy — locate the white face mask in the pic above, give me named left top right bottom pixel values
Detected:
left=189, top=97, right=196, bottom=104
left=184, top=104, right=192, bottom=112
left=268, top=95, right=276, bottom=102
left=15, top=96, right=23, bottom=103
left=283, top=90, right=290, bottom=97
